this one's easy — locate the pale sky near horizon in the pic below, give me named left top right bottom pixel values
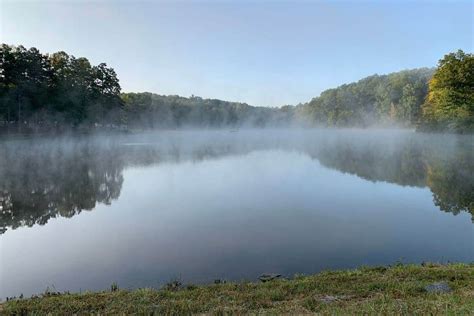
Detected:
left=1, top=0, right=473, bottom=107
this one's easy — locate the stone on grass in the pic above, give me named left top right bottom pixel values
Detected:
left=258, top=273, right=282, bottom=282
left=319, top=295, right=339, bottom=303
left=424, top=281, right=452, bottom=293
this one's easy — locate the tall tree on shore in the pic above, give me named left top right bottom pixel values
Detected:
left=421, top=50, right=474, bottom=132
left=0, top=45, right=53, bottom=124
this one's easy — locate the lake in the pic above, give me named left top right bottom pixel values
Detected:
left=0, top=129, right=473, bottom=298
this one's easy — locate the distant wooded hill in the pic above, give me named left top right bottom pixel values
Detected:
left=0, top=44, right=472, bottom=132
left=296, top=68, right=434, bottom=127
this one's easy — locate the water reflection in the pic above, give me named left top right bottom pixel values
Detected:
left=0, top=141, right=124, bottom=234
left=311, top=133, right=473, bottom=219
left=0, top=130, right=472, bottom=235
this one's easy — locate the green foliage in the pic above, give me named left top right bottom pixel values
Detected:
left=298, top=68, right=433, bottom=127
left=0, top=44, right=294, bottom=130
left=110, top=283, right=119, bottom=292
left=420, top=50, right=474, bottom=132
left=121, top=92, right=293, bottom=128
left=0, top=44, right=123, bottom=128
left=1, top=45, right=470, bottom=132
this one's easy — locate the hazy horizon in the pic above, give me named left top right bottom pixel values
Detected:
left=1, top=0, right=472, bottom=107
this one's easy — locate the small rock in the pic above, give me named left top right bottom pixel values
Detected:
left=258, top=273, right=282, bottom=282
left=424, top=281, right=452, bottom=293
left=319, top=295, right=338, bottom=303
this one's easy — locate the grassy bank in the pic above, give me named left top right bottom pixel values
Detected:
left=2, top=263, right=473, bottom=315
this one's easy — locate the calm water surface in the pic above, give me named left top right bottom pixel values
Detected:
left=0, top=129, right=473, bottom=298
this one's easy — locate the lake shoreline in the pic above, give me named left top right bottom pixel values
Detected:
left=2, top=263, right=473, bottom=314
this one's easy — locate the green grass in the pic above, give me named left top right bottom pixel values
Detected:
left=2, top=263, right=473, bottom=315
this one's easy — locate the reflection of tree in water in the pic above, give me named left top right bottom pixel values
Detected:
left=1, top=132, right=472, bottom=233
left=314, top=140, right=427, bottom=187
left=426, top=142, right=473, bottom=219
left=0, top=138, right=249, bottom=234
left=312, top=134, right=473, bottom=221
left=0, top=141, right=124, bottom=234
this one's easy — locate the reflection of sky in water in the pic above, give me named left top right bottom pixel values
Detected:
left=1, top=149, right=473, bottom=298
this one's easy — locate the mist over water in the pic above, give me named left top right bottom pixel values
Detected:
left=1, top=129, right=473, bottom=298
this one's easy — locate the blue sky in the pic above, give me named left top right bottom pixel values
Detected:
left=1, top=0, right=472, bottom=107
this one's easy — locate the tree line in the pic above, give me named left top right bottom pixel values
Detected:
left=296, top=49, right=473, bottom=132
left=296, top=68, right=434, bottom=127
left=121, top=93, right=294, bottom=128
left=0, top=44, right=472, bottom=132
left=0, top=44, right=122, bottom=130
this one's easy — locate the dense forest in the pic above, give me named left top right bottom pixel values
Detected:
left=121, top=93, right=293, bottom=128
left=0, top=44, right=472, bottom=132
left=0, top=44, right=123, bottom=130
left=298, top=50, right=473, bottom=132
left=297, top=68, right=434, bottom=127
